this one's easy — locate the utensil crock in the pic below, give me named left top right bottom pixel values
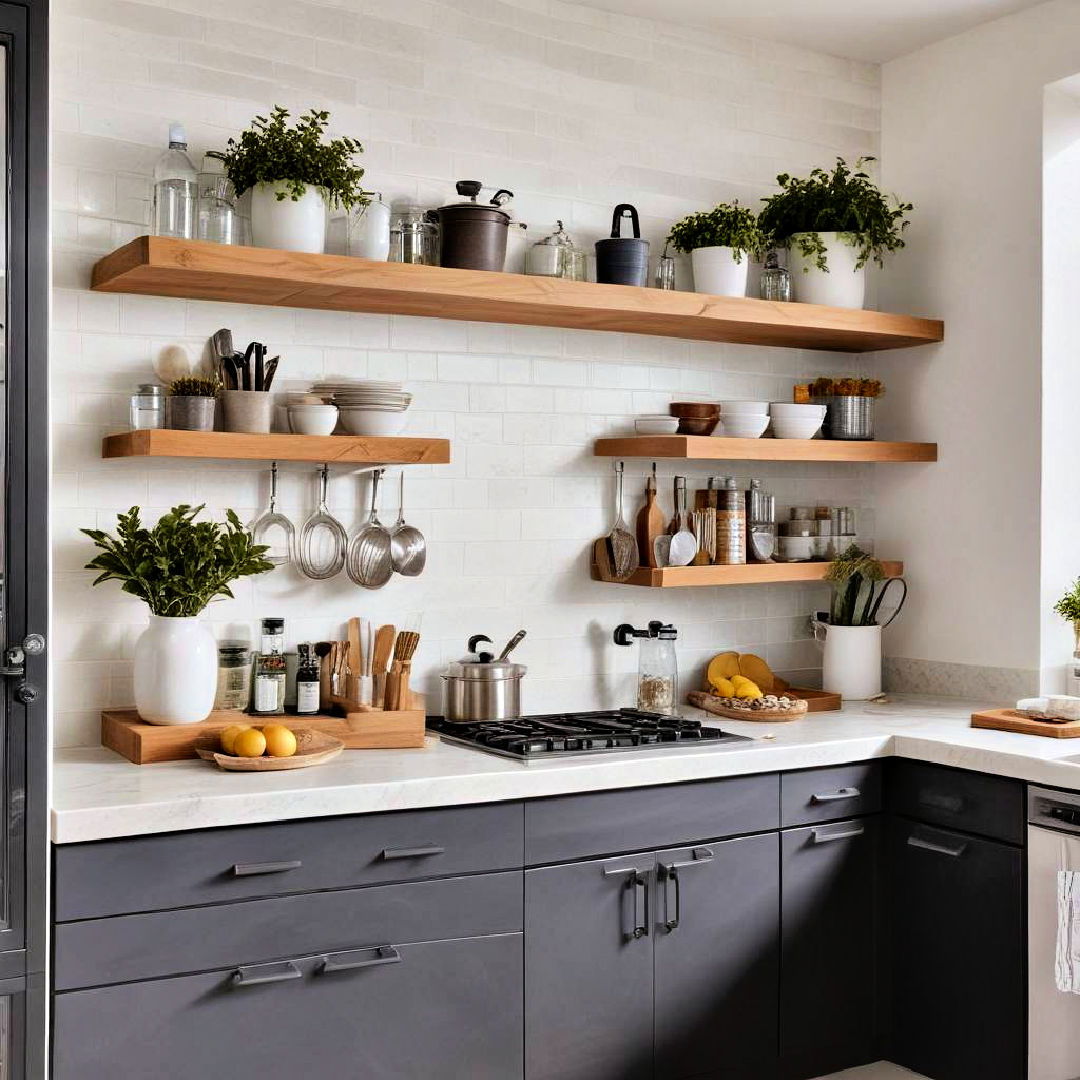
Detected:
left=595, top=204, right=650, bottom=287
left=222, top=389, right=273, bottom=433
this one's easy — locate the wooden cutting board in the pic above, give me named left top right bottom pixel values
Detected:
left=971, top=708, right=1080, bottom=738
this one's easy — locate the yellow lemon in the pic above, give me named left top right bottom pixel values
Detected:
left=262, top=724, right=297, bottom=758
left=232, top=727, right=267, bottom=758
left=730, top=674, right=751, bottom=688
left=710, top=676, right=736, bottom=698
left=219, top=724, right=250, bottom=755
left=735, top=680, right=763, bottom=700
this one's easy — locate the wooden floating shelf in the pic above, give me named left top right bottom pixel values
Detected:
left=92, top=236, right=944, bottom=354
left=603, top=561, right=904, bottom=588
left=594, top=435, right=937, bottom=462
left=101, top=429, right=451, bottom=465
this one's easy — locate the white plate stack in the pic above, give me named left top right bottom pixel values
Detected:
left=310, top=380, right=412, bottom=436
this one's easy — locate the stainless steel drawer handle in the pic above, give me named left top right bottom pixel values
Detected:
left=907, top=834, right=967, bottom=858
left=810, top=824, right=865, bottom=844
left=232, top=860, right=303, bottom=877
left=661, top=846, right=715, bottom=874
left=810, top=787, right=861, bottom=803
left=319, top=946, right=402, bottom=974
left=232, top=961, right=303, bottom=987
left=381, top=844, right=445, bottom=860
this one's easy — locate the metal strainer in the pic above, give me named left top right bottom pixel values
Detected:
left=297, top=464, right=348, bottom=580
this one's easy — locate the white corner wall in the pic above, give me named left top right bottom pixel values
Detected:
left=875, top=0, right=1080, bottom=692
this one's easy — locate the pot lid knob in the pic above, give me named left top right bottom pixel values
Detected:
left=455, top=180, right=483, bottom=200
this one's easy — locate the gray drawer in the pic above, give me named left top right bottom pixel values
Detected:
left=525, top=774, right=779, bottom=865
left=781, top=763, right=882, bottom=827
left=54, top=801, right=524, bottom=921
left=55, top=870, right=522, bottom=990
left=887, top=759, right=1024, bottom=845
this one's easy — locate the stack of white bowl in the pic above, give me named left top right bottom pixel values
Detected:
left=310, top=380, right=412, bottom=437
left=769, top=402, right=826, bottom=440
left=716, top=401, right=770, bottom=439
left=286, top=392, right=339, bottom=436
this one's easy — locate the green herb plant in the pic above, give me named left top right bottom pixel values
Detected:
left=169, top=377, right=221, bottom=398
left=824, top=545, right=896, bottom=626
left=758, top=157, right=912, bottom=272
left=1054, top=579, right=1080, bottom=624
left=82, top=505, right=274, bottom=618
left=220, top=106, right=367, bottom=211
left=666, top=201, right=765, bottom=263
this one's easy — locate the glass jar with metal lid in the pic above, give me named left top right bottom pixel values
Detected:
left=527, top=220, right=586, bottom=280
left=389, top=204, right=439, bottom=266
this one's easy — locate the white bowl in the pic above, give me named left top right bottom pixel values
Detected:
left=718, top=400, right=770, bottom=416
left=771, top=418, right=824, bottom=440
left=288, top=404, right=339, bottom=436
left=769, top=402, right=827, bottom=419
left=339, top=408, right=409, bottom=437
left=635, top=417, right=680, bottom=435
left=717, top=415, right=770, bottom=439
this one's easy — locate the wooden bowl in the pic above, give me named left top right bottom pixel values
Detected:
left=677, top=415, right=719, bottom=436
left=669, top=401, right=718, bottom=419
left=194, top=729, right=345, bottom=771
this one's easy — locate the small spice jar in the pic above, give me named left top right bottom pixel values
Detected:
left=760, top=251, right=791, bottom=302
left=130, top=383, right=166, bottom=430
left=214, top=642, right=252, bottom=711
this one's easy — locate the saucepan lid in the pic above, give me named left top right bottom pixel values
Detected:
left=444, top=659, right=527, bottom=681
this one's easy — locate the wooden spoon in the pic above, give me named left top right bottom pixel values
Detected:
left=635, top=462, right=664, bottom=569
left=372, top=624, right=395, bottom=707
left=385, top=631, right=420, bottom=711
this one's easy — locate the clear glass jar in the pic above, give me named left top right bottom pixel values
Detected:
left=196, top=155, right=238, bottom=246
left=760, top=250, right=791, bottom=302
left=527, top=221, right=586, bottom=280
left=637, top=626, right=678, bottom=715
left=389, top=205, right=439, bottom=265
left=214, top=643, right=252, bottom=711
left=130, top=383, right=166, bottom=430
left=655, top=247, right=676, bottom=290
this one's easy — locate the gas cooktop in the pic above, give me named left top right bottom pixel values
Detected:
left=426, top=709, right=752, bottom=761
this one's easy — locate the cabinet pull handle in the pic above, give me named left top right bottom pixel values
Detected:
left=232, top=960, right=303, bottom=987
left=381, top=844, right=445, bottom=860
left=810, top=787, right=860, bottom=803
left=661, top=846, right=715, bottom=873
left=658, top=846, right=715, bottom=932
left=810, top=824, right=865, bottom=844
left=907, top=833, right=967, bottom=858
left=917, top=791, right=964, bottom=813
left=232, top=860, right=302, bottom=877
left=319, top=946, right=402, bottom=974
left=632, top=871, right=650, bottom=941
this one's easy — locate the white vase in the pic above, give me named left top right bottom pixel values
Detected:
left=250, top=182, right=327, bottom=254
left=690, top=246, right=749, bottom=297
left=788, top=231, right=866, bottom=309
left=822, top=624, right=882, bottom=700
left=134, top=615, right=218, bottom=725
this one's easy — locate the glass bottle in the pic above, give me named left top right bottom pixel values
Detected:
left=152, top=123, right=197, bottom=240
left=295, top=642, right=320, bottom=715
left=253, top=617, right=286, bottom=715
left=637, top=622, right=679, bottom=715
left=760, top=250, right=791, bottom=302
left=655, top=243, right=676, bottom=290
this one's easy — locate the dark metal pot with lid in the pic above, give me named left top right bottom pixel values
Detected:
left=595, top=203, right=650, bottom=287
left=436, top=181, right=513, bottom=272
left=442, top=631, right=527, bottom=722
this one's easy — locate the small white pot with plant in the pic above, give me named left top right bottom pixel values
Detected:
left=1054, top=580, right=1080, bottom=657
left=221, top=106, right=368, bottom=255
left=758, top=157, right=912, bottom=309
left=666, top=201, right=763, bottom=298
left=82, top=505, right=274, bottom=725
left=813, top=546, right=907, bottom=700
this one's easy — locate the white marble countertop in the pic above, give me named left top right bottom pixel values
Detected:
left=50, top=696, right=1080, bottom=844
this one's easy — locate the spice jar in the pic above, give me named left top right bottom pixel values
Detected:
left=214, top=642, right=252, bottom=711
left=614, top=621, right=679, bottom=716
left=760, top=250, right=791, bottom=302
left=130, top=383, right=166, bottom=430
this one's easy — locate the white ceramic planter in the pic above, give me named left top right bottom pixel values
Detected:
left=250, top=182, right=327, bottom=254
left=690, top=246, right=749, bottom=297
left=134, top=615, right=218, bottom=725
left=821, top=624, right=882, bottom=700
left=788, top=231, right=866, bottom=309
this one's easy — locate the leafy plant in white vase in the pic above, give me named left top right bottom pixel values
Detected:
left=220, top=106, right=368, bottom=254
left=758, top=157, right=912, bottom=309
left=666, top=201, right=764, bottom=297
left=82, top=505, right=273, bottom=725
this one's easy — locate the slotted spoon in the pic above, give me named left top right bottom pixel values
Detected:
left=297, top=464, right=347, bottom=580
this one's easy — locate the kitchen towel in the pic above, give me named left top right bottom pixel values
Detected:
left=1056, top=858, right=1080, bottom=993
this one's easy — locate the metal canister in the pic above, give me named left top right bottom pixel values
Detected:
left=716, top=477, right=746, bottom=565
left=819, top=395, right=875, bottom=440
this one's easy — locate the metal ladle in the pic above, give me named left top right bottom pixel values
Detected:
left=250, top=461, right=295, bottom=566
left=390, top=471, right=426, bottom=577
left=346, top=468, right=394, bottom=589
left=297, top=464, right=348, bottom=580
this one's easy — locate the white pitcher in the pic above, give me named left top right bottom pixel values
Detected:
left=817, top=623, right=882, bottom=700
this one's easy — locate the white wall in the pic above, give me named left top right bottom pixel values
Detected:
left=876, top=0, right=1080, bottom=694
left=50, top=0, right=881, bottom=747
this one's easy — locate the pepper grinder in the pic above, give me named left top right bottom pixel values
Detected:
left=614, top=621, right=679, bottom=716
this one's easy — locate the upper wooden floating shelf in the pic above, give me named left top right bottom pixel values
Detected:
left=614, top=561, right=904, bottom=588
left=594, top=435, right=937, bottom=463
left=101, top=429, right=451, bottom=465
left=92, top=237, right=944, bottom=354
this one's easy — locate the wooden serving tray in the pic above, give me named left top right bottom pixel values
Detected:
left=688, top=691, right=809, bottom=723
left=194, top=730, right=344, bottom=771
left=782, top=687, right=842, bottom=712
left=971, top=708, right=1080, bottom=738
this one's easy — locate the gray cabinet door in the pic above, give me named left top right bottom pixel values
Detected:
left=654, top=832, right=779, bottom=1080
left=781, top=818, right=881, bottom=1077
left=525, top=853, right=655, bottom=1080
left=53, top=934, right=523, bottom=1080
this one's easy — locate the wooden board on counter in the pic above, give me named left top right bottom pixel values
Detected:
left=594, top=435, right=938, bottom=463
left=102, top=702, right=427, bottom=764
left=91, top=236, right=944, bottom=354
left=595, top=561, right=904, bottom=587
left=971, top=708, right=1080, bottom=738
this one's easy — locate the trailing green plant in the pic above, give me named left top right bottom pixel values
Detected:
left=811, top=377, right=885, bottom=398
left=1054, top=579, right=1080, bottom=624
left=220, top=106, right=368, bottom=211
left=81, top=505, right=274, bottom=618
left=758, top=157, right=912, bottom=272
left=169, top=377, right=221, bottom=398
left=666, top=201, right=765, bottom=262
left=824, top=545, right=898, bottom=626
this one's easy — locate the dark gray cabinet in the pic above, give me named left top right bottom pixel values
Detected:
left=889, top=818, right=1024, bottom=1080
left=780, top=817, right=881, bottom=1078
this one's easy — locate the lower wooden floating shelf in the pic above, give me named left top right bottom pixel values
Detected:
left=594, top=435, right=937, bottom=463
left=598, top=561, right=904, bottom=587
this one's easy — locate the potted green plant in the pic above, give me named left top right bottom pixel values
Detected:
left=82, top=506, right=273, bottom=725
left=667, top=201, right=764, bottom=297
left=1054, top=580, right=1080, bottom=655
left=220, top=106, right=367, bottom=254
left=167, top=376, right=220, bottom=432
left=814, top=545, right=907, bottom=699
left=811, top=377, right=885, bottom=440
left=758, top=157, right=912, bottom=309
